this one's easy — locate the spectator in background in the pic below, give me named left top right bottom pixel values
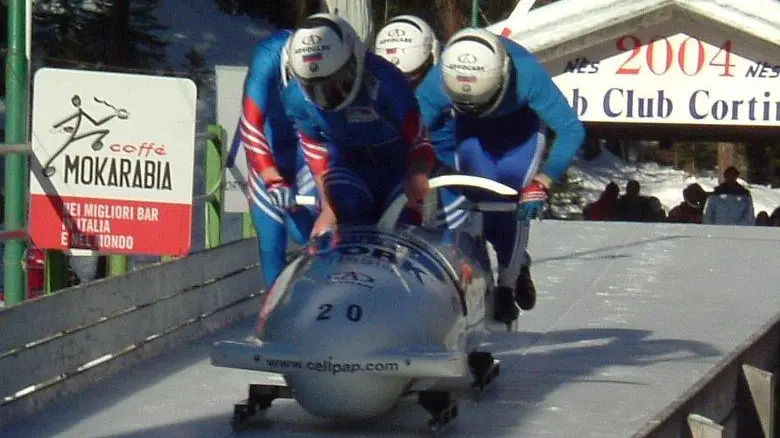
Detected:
left=755, top=211, right=770, bottom=226
left=647, top=196, right=667, bottom=222
left=614, top=179, right=652, bottom=222
left=702, top=168, right=754, bottom=226
left=713, top=166, right=751, bottom=197
left=583, top=181, right=619, bottom=221
left=770, top=207, right=780, bottom=226
left=668, top=183, right=707, bottom=224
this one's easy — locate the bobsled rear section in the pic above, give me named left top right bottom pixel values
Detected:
left=211, top=175, right=518, bottom=426
left=212, top=226, right=489, bottom=419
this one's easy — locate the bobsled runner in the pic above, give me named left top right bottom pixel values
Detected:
left=211, top=175, right=519, bottom=432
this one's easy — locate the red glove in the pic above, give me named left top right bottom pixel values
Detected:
left=520, top=179, right=549, bottom=203
left=517, top=178, right=549, bottom=220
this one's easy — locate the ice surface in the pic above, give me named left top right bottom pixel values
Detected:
left=3, top=221, right=779, bottom=437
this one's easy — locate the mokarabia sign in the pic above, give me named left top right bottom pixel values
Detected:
left=29, top=68, right=197, bottom=256
left=552, top=32, right=780, bottom=126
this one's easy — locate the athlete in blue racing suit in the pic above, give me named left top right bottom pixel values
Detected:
left=374, top=15, right=469, bottom=230
left=417, top=28, right=585, bottom=322
left=282, top=13, right=434, bottom=234
left=236, top=29, right=317, bottom=287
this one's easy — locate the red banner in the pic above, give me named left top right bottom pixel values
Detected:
left=29, top=195, right=192, bottom=256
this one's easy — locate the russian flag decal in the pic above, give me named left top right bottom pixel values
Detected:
left=303, top=53, right=323, bottom=63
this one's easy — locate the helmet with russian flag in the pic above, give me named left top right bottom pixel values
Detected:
left=280, top=35, right=292, bottom=88
left=440, top=28, right=510, bottom=117
left=374, top=15, right=440, bottom=84
left=287, top=13, right=366, bottom=111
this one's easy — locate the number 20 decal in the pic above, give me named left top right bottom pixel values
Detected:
left=317, top=304, right=363, bottom=322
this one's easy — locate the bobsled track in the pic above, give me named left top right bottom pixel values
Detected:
left=2, top=220, right=780, bottom=437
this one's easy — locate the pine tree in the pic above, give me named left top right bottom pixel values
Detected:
left=183, top=47, right=207, bottom=91
left=33, top=0, right=167, bottom=71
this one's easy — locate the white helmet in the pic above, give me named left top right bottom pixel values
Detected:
left=280, top=35, right=291, bottom=88
left=286, top=13, right=366, bottom=111
left=374, top=15, right=440, bottom=82
left=440, top=28, right=510, bottom=117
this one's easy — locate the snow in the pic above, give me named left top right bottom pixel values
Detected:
left=568, top=149, right=780, bottom=216
left=156, top=2, right=274, bottom=70
left=489, top=0, right=780, bottom=53
left=151, top=2, right=278, bottom=250
left=6, top=2, right=776, bottom=264
left=5, top=221, right=780, bottom=437
left=150, top=3, right=780, bottom=227
left=154, top=0, right=276, bottom=157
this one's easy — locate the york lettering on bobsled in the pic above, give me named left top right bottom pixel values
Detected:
left=336, top=231, right=447, bottom=282
left=264, top=358, right=403, bottom=375
left=328, top=271, right=374, bottom=288
left=319, top=244, right=441, bottom=284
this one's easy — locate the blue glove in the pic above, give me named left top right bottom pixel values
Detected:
left=267, top=180, right=294, bottom=209
left=516, top=179, right=548, bottom=221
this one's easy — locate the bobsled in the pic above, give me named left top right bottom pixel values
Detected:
left=210, top=175, right=519, bottom=432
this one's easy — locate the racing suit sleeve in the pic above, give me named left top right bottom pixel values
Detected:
left=282, top=85, right=330, bottom=177
left=282, top=82, right=333, bottom=220
left=415, top=64, right=453, bottom=139
left=381, top=68, right=436, bottom=174
left=511, top=42, right=585, bottom=187
left=401, top=108, right=436, bottom=174
left=240, top=45, right=285, bottom=185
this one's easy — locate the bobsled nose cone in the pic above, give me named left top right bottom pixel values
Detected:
left=291, top=373, right=403, bottom=419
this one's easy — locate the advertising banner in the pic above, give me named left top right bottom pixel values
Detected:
left=551, top=31, right=780, bottom=126
left=29, top=68, right=198, bottom=256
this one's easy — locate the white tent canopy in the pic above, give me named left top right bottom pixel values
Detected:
left=487, top=0, right=780, bottom=61
left=324, top=0, right=374, bottom=46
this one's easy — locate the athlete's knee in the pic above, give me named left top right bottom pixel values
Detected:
left=286, top=209, right=315, bottom=245
left=324, top=169, right=378, bottom=224
left=328, top=189, right=375, bottom=224
left=249, top=186, right=286, bottom=224
left=259, top=251, right=286, bottom=287
left=456, top=138, right=484, bottom=163
left=442, top=208, right=469, bottom=230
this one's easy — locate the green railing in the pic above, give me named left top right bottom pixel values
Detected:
left=201, top=123, right=255, bottom=250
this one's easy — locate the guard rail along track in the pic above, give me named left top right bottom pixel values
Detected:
left=1, top=233, right=779, bottom=435
left=634, top=310, right=780, bottom=438
left=0, top=238, right=262, bottom=427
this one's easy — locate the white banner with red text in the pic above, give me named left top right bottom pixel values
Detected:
left=29, top=68, right=197, bottom=256
left=550, top=30, right=780, bottom=126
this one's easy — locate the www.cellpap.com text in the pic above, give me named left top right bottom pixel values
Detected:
left=265, top=358, right=401, bottom=375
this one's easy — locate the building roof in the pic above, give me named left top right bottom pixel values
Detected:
left=486, top=0, right=780, bottom=61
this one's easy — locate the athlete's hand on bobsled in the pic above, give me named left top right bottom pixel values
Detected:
left=516, top=178, right=549, bottom=221
left=404, top=172, right=430, bottom=208
left=311, top=207, right=337, bottom=238
left=267, top=181, right=294, bottom=209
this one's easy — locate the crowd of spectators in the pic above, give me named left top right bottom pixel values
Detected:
left=582, top=166, right=780, bottom=227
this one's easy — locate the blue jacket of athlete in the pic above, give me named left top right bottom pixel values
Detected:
left=238, top=29, right=315, bottom=288
left=424, top=102, right=457, bottom=170
left=283, top=52, right=434, bottom=183
left=239, top=29, right=299, bottom=180
left=416, top=35, right=584, bottom=183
